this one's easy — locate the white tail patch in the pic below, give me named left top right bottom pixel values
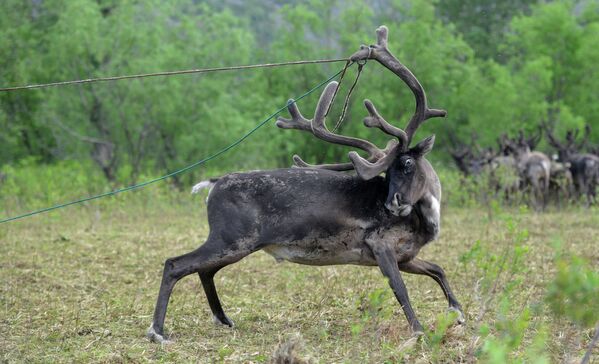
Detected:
left=191, top=180, right=214, bottom=194
left=191, top=180, right=216, bottom=203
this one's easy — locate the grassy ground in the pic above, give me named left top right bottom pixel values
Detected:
left=0, top=195, right=597, bottom=363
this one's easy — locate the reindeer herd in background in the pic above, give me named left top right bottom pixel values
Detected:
left=450, top=124, right=599, bottom=208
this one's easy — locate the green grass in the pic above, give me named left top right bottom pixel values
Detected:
left=1, top=196, right=598, bottom=363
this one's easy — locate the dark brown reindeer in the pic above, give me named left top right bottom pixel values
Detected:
left=147, top=26, right=464, bottom=344
left=545, top=124, right=599, bottom=206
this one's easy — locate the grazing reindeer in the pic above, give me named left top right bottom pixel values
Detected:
left=504, top=130, right=551, bottom=209
left=147, top=26, right=464, bottom=344
left=546, top=125, right=599, bottom=206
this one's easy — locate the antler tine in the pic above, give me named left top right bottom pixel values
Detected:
left=276, top=96, right=353, bottom=170
left=517, top=129, right=526, bottom=145
left=565, top=129, right=577, bottom=149
left=350, top=25, right=447, bottom=149
left=362, top=99, right=408, bottom=145
left=275, top=100, right=311, bottom=131
left=310, top=82, right=385, bottom=159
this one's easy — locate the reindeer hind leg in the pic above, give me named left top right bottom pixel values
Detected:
left=199, top=269, right=235, bottom=327
left=148, top=237, right=256, bottom=343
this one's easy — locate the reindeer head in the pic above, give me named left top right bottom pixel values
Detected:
left=277, top=26, right=446, bottom=216
left=384, top=136, right=437, bottom=216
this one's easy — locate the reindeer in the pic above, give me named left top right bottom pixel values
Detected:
left=147, top=26, right=464, bottom=344
left=449, top=140, right=518, bottom=203
left=546, top=124, right=599, bottom=206
left=503, top=129, right=551, bottom=209
left=449, top=132, right=495, bottom=177
left=449, top=145, right=489, bottom=177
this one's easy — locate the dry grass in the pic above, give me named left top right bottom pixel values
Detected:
left=0, top=197, right=597, bottom=363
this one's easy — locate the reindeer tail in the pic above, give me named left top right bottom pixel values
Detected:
left=191, top=178, right=219, bottom=195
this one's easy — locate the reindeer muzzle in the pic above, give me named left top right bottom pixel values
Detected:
left=385, top=193, right=413, bottom=216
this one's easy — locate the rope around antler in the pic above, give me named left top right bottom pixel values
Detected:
left=332, top=62, right=367, bottom=133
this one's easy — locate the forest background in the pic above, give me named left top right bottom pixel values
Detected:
left=1, top=0, right=598, bottom=202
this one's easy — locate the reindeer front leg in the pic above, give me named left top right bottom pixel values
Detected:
left=366, top=241, right=424, bottom=336
left=399, top=258, right=465, bottom=324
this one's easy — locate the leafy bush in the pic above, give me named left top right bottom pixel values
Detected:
left=546, top=252, right=599, bottom=329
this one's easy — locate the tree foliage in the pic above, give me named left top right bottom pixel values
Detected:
left=1, top=0, right=597, bottom=185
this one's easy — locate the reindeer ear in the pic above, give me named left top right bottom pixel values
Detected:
left=410, top=135, right=435, bottom=157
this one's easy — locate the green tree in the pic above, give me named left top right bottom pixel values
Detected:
left=14, top=0, right=256, bottom=183
left=503, top=1, right=598, bottom=139
left=436, top=0, right=537, bottom=60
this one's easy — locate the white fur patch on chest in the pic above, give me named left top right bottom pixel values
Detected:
left=421, top=195, right=440, bottom=220
left=420, top=194, right=440, bottom=240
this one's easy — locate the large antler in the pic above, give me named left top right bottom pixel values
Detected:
left=277, top=25, right=446, bottom=180
left=543, top=121, right=588, bottom=153
left=343, top=26, right=446, bottom=177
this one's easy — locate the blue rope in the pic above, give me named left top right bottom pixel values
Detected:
left=0, top=67, right=348, bottom=224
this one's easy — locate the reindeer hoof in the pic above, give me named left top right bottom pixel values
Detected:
left=410, top=329, right=425, bottom=340
left=147, top=326, right=171, bottom=344
left=410, top=323, right=425, bottom=338
left=448, top=306, right=466, bottom=325
left=212, top=314, right=235, bottom=328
